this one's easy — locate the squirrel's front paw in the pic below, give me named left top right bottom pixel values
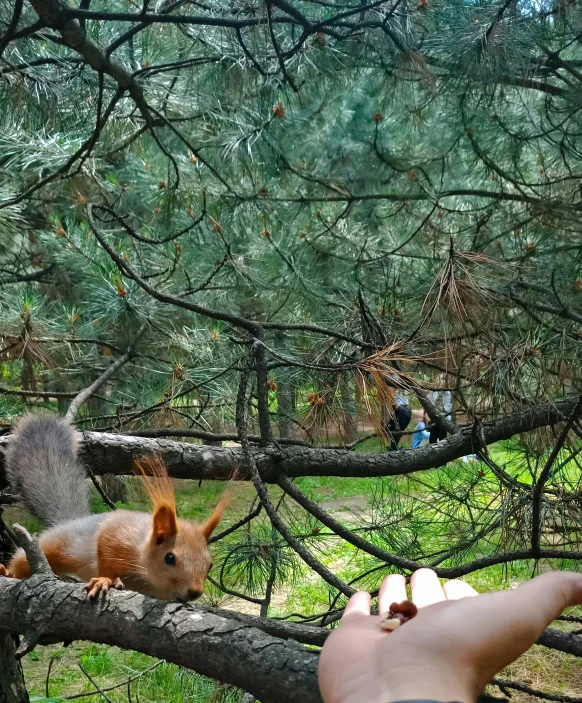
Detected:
left=0, top=564, right=14, bottom=578
left=85, top=576, right=125, bottom=599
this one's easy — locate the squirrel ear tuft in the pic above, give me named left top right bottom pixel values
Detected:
left=152, top=504, right=177, bottom=541
left=202, top=491, right=233, bottom=540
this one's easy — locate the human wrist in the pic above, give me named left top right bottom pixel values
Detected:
left=345, top=662, right=476, bottom=703
left=380, top=681, right=475, bottom=703
left=332, top=675, right=476, bottom=703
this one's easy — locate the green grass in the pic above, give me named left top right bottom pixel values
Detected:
left=24, top=644, right=243, bottom=703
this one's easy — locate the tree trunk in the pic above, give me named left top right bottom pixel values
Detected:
left=206, top=411, right=224, bottom=446
left=20, top=358, right=36, bottom=394
left=339, top=374, right=358, bottom=443
left=277, top=373, right=296, bottom=441
left=0, top=633, right=29, bottom=703
left=54, top=373, right=72, bottom=415
left=0, top=509, right=15, bottom=575
left=89, top=391, right=127, bottom=503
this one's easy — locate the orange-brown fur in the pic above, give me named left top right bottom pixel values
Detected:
left=5, top=533, right=90, bottom=579
left=2, top=454, right=232, bottom=601
left=135, top=454, right=177, bottom=520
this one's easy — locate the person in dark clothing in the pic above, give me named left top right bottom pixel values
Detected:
left=386, top=388, right=412, bottom=450
left=429, top=423, right=447, bottom=444
left=429, top=387, right=452, bottom=444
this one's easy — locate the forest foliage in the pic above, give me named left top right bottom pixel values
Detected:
left=1, top=0, right=582, bottom=699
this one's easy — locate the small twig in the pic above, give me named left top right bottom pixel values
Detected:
left=65, top=324, right=147, bottom=423
left=15, top=630, right=40, bottom=659
left=236, top=345, right=355, bottom=597
left=64, top=661, right=162, bottom=700
left=79, top=663, right=116, bottom=703
left=279, top=475, right=421, bottom=572
left=124, top=427, right=306, bottom=446
left=531, top=396, right=582, bottom=555
left=493, top=678, right=582, bottom=703
left=12, top=523, right=51, bottom=575
left=265, top=0, right=299, bottom=91
left=0, top=386, right=80, bottom=398
left=209, top=504, right=262, bottom=544
left=87, top=466, right=117, bottom=511
left=46, top=656, right=56, bottom=698
left=206, top=574, right=264, bottom=605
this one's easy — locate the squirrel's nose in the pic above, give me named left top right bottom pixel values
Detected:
left=187, top=588, right=203, bottom=601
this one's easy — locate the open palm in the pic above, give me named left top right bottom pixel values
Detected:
left=319, top=568, right=582, bottom=703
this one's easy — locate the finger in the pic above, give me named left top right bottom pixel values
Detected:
left=378, top=574, right=407, bottom=614
left=341, top=591, right=371, bottom=623
left=504, top=571, right=582, bottom=634
left=443, top=579, right=479, bottom=601
left=410, top=568, right=445, bottom=608
left=437, top=571, right=582, bottom=680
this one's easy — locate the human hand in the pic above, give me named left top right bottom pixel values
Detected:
left=318, top=568, right=582, bottom=703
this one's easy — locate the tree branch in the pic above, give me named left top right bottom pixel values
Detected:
left=0, top=577, right=322, bottom=703
left=0, top=576, right=577, bottom=703
left=0, top=399, right=577, bottom=487
left=0, top=0, right=25, bottom=59
left=64, top=324, right=146, bottom=422
left=235, top=345, right=354, bottom=597
left=531, top=396, right=582, bottom=555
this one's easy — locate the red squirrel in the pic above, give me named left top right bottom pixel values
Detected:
left=0, top=414, right=231, bottom=601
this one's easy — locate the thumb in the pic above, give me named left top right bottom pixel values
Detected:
left=458, top=571, right=582, bottom=690
left=508, top=571, right=582, bottom=633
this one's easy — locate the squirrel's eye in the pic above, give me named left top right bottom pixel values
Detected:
left=164, top=552, right=176, bottom=566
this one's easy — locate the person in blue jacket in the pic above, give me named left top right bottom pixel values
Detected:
left=411, top=411, right=431, bottom=448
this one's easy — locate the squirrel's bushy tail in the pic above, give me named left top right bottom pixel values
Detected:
left=6, top=414, right=90, bottom=527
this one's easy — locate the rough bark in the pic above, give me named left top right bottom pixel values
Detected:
left=199, top=605, right=327, bottom=646
left=0, top=576, right=321, bottom=703
left=339, top=374, right=358, bottom=443
left=536, top=627, right=582, bottom=658
left=0, top=398, right=575, bottom=487
left=0, top=509, right=16, bottom=569
left=277, top=373, right=296, bottom=441
left=0, top=633, right=28, bottom=703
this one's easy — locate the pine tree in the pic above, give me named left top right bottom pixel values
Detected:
left=1, top=1, right=582, bottom=699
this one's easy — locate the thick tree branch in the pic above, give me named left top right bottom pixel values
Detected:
left=0, top=0, right=25, bottom=59
left=509, top=283, right=582, bottom=325
left=0, top=265, right=55, bottom=286
left=0, top=577, right=322, bottom=703
left=0, top=399, right=577, bottom=487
